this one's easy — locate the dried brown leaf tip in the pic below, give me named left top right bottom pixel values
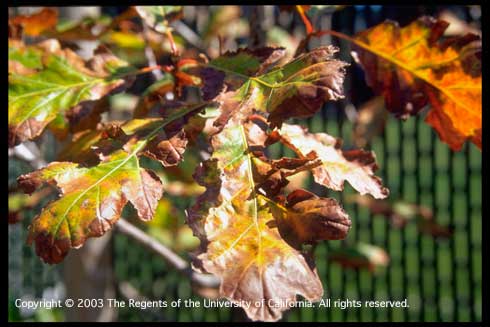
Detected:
left=276, top=189, right=352, bottom=244
left=352, top=16, right=481, bottom=151
left=273, top=123, right=389, bottom=199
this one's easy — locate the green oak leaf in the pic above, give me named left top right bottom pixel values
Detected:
left=8, top=39, right=133, bottom=147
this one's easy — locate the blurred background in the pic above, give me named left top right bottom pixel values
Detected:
left=8, top=5, right=482, bottom=322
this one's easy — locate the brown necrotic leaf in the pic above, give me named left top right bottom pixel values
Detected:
left=352, top=16, right=481, bottom=151
left=121, top=118, right=189, bottom=167
left=329, top=243, right=390, bottom=272
left=275, top=189, right=351, bottom=245
left=206, top=46, right=347, bottom=129
left=188, top=117, right=351, bottom=321
left=201, top=46, right=286, bottom=101
left=274, top=123, right=389, bottom=199
left=18, top=148, right=163, bottom=264
left=8, top=40, right=133, bottom=147
left=143, top=130, right=187, bottom=167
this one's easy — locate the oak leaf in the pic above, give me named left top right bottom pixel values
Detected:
left=201, top=46, right=286, bottom=100
left=352, top=16, right=481, bottom=151
left=272, top=123, right=389, bottom=199
left=188, top=117, right=351, bottom=322
left=8, top=40, right=133, bottom=147
left=17, top=147, right=163, bottom=264
left=19, top=103, right=206, bottom=264
left=58, top=104, right=205, bottom=166
left=205, top=46, right=347, bottom=128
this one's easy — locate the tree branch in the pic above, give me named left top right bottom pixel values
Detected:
left=115, top=219, right=220, bottom=288
left=172, top=20, right=205, bottom=52
left=9, top=142, right=47, bottom=169
left=142, top=24, right=164, bottom=81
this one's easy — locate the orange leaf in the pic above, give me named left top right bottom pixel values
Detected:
left=9, top=8, right=58, bottom=36
left=352, top=16, right=481, bottom=151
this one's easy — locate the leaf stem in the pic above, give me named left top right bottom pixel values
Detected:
left=166, top=28, right=179, bottom=56
left=296, top=5, right=314, bottom=34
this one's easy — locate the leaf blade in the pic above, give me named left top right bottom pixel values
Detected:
left=352, top=17, right=481, bottom=150
left=275, top=123, right=389, bottom=199
left=8, top=40, right=133, bottom=146
left=188, top=117, right=352, bottom=321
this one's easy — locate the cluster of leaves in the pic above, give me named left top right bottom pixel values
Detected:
left=8, top=6, right=481, bottom=322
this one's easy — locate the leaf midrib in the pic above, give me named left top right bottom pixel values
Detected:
left=9, top=77, right=100, bottom=100
left=49, top=105, right=202, bottom=240
left=352, top=37, right=479, bottom=116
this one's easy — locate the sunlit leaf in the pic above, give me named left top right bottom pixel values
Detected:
left=352, top=16, right=481, bottom=151
left=188, top=117, right=351, bottom=321
left=201, top=46, right=286, bottom=101
left=18, top=148, right=163, bottom=264
left=204, top=46, right=347, bottom=129
left=8, top=40, right=134, bottom=146
left=58, top=104, right=205, bottom=166
left=19, top=103, right=206, bottom=263
left=272, top=123, right=389, bottom=199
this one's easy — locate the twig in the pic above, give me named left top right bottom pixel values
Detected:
left=142, top=24, right=164, bottom=81
left=296, top=5, right=314, bottom=34
left=115, top=219, right=220, bottom=288
left=172, top=20, right=205, bottom=52
left=9, top=142, right=47, bottom=169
